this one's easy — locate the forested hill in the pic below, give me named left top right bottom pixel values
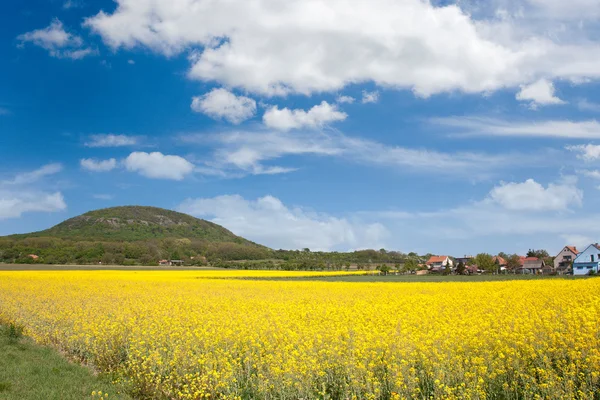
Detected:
left=0, top=206, right=414, bottom=267
left=0, top=206, right=271, bottom=265
left=12, top=206, right=255, bottom=244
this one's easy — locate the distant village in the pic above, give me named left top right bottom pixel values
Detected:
left=424, top=244, right=600, bottom=276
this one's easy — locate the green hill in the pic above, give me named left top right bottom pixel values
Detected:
left=1, top=206, right=271, bottom=265
left=13, top=206, right=255, bottom=244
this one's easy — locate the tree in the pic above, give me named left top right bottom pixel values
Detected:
left=404, top=259, right=419, bottom=274
left=506, top=254, right=522, bottom=273
left=474, top=253, right=495, bottom=273
left=456, top=261, right=466, bottom=275
left=527, top=249, right=549, bottom=259
left=378, top=264, right=391, bottom=275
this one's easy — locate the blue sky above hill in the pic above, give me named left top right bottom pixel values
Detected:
left=2, top=0, right=600, bottom=255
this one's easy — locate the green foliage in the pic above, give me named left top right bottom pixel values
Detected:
left=456, top=261, right=466, bottom=275
left=506, top=254, right=523, bottom=271
left=527, top=249, right=550, bottom=259
left=0, top=206, right=429, bottom=268
left=474, top=253, right=495, bottom=273
left=0, top=324, right=129, bottom=400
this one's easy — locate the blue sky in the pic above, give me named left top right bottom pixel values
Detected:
left=2, top=0, right=600, bottom=255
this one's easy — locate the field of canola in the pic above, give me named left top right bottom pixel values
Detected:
left=0, top=270, right=599, bottom=399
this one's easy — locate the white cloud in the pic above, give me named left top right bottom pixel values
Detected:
left=263, top=101, right=347, bottom=131
left=577, top=169, right=600, bottom=179
left=361, top=90, right=380, bottom=104
left=3, top=163, right=63, bottom=185
left=0, top=192, right=66, bottom=220
left=63, top=0, right=84, bottom=9
left=124, top=151, right=194, bottom=180
left=0, top=164, right=66, bottom=220
left=84, top=0, right=600, bottom=98
left=17, top=19, right=94, bottom=60
left=190, top=88, right=256, bottom=124
left=432, top=116, right=600, bottom=138
left=487, top=177, right=582, bottom=211
left=84, top=134, right=138, bottom=147
left=178, top=194, right=388, bottom=251
left=516, top=79, right=565, bottom=108
left=0, top=108, right=10, bottom=115
left=127, top=59, right=135, bottom=65
left=577, top=99, right=600, bottom=112
left=567, top=144, right=600, bottom=161
left=181, top=129, right=531, bottom=178
left=336, top=95, right=355, bottom=104
left=80, top=158, right=117, bottom=172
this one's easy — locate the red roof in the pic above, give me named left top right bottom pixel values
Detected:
left=426, top=256, right=448, bottom=264
left=524, top=257, right=539, bottom=261
left=565, top=246, right=579, bottom=255
left=492, top=256, right=507, bottom=265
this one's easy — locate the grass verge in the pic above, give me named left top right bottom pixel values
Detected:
left=0, top=323, right=129, bottom=400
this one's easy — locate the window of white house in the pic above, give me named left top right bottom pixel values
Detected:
left=592, top=255, right=595, bottom=262
left=577, top=266, right=584, bottom=269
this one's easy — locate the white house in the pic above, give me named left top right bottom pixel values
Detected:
left=426, top=256, right=453, bottom=271
left=572, top=244, right=600, bottom=276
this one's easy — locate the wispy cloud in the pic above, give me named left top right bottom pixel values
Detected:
left=431, top=116, right=600, bottom=139
left=3, top=163, right=63, bottom=185
left=84, top=134, right=139, bottom=148
left=0, top=164, right=66, bottom=220
left=180, top=129, right=541, bottom=179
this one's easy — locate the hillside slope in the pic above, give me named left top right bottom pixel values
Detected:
left=13, top=206, right=256, bottom=245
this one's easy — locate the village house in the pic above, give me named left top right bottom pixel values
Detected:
left=426, top=256, right=453, bottom=272
left=159, top=259, right=185, bottom=266
left=554, top=246, right=578, bottom=274
left=492, top=256, right=507, bottom=272
left=518, top=257, right=546, bottom=274
left=573, top=244, right=600, bottom=276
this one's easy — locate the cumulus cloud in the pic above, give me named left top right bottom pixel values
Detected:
left=80, top=158, right=117, bottom=172
left=84, top=134, right=138, bottom=147
left=191, top=88, right=256, bottom=124
left=178, top=194, right=389, bottom=251
left=432, top=116, right=600, bottom=139
left=361, top=90, right=380, bottom=104
left=263, top=101, right=347, bottom=131
left=84, top=0, right=600, bottom=97
left=124, top=151, right=194, bottom=180
left=516, top=79, right=565, bottom=109
left=567, top=144, right=600, bottom=161
left=17, top=19, right=94, bottom=60
left=0, top=164, right=66, bottom=220
left=487, top=177, right=582, bottom=211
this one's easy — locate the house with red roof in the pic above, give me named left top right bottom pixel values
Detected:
left=425, top=255, right=453, bottom=272
left=554, top=246, right=579, bottom=274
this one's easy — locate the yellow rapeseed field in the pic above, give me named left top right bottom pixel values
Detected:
left=0, top=271, right=599, bottom=399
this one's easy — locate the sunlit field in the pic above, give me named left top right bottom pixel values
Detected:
left=0, top=271, right=599, bottom=399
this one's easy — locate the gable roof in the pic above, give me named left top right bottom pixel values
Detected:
left=565, top=246, right=579, bottom=255
left=523, top=258, right=545, bottom=268
left=426, top=256, right=448, bottom=264
left=492, top=256, right=507, bottom=265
